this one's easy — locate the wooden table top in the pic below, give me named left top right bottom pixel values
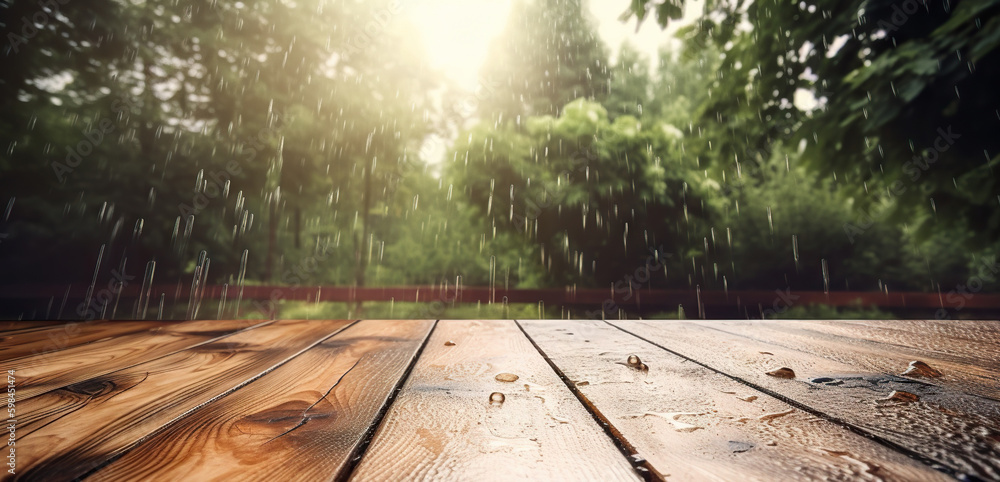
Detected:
left=1, top=319, right=997, bottom=481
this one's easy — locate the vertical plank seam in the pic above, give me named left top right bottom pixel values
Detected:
left=76, top=319, right=361, bottom=481
left=513, top=320, right=663, bottom=482
left=606, top=321, right=967, bottom=481
left=338, top=319, right=439, bottom=482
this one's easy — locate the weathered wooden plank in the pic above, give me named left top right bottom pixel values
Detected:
left=519, top=319, right=950, bottom=481
left=12, top=319, right=352, bottom=481
left=0, top=320, right=165, bottom=363
left=7, top=318, right=267, bottom=400
left=834, top=319, right=1000, bottom=343
left=613, top=320, right=1000, bottom=480
left=786, top=319, right=1000, bottom=370
left=350, top=320, right=640, bottom=481
left=91, top=320, right=434, bottom=481
left=0, top=321, right=72, bottom=335
left=704, top=320, right=1000, bottom=400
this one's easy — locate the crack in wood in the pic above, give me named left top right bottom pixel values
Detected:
left=263, top=357, right=363, bottom=444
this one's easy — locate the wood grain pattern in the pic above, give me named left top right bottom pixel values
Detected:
left=703, top=320, right=1000, bottom=400
left=519, top=319, right=950, bottom=481
left=613, top=320, right=1000, bottom=480
left=0, top=320, right=165, bottom=363
left=0, top=321, right=72, bottom=335
left=832, top=319, right=1000, bottom=343
left=786, top=319, right=1000, bottom=369
left=7, top=318, right=267, bottom=400
left=350, top=320, right=640, bottom=482
left=12, top=319, right=352, bottom=481
left=92, top=320, right=434, bottom=481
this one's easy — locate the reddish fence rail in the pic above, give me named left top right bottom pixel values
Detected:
left=3, top=284, right=999, bottom=319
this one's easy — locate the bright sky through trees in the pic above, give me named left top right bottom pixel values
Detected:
left=400, top=0, right=702, bottom=92
left=400, top=0, right=703, bottom=165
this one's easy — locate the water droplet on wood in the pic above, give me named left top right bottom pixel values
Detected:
left=444, top=340, right=456, bottom=346
left=901, top=360, right=942, bottom=378
left=628, top=412, right=704, bottom=432
left=759, top=409, right=795, bottom=421
left=622, top=355, right=649, bottom=372
left=489, top=392, right=505, bottom=405
left=728, top=441, right=754, bottom=453
left=495, top=373, right=519, bottom=382
left=766, top=367, right=795, bottom=379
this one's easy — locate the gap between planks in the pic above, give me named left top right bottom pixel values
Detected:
left=88, top=320, right=436, bottom=481
left=336, top=319, right=439, bottom=482
left=15, top=319, right=357, bottom=480
left=518, top=320, right=949, bottom=482
left=609, top=320, right=996, bottom=480
left=513, top=320, right=661, bottom=480
left=349, top=320, right=641, bottom=481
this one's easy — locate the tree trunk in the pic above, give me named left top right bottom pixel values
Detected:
left=353, top=165, right=373, bottom=314
left=293, top=205, right=301, bottom=249
left=264, top=199, right=278, bottom=282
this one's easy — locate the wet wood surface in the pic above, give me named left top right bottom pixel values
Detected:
left=1, top=318, right=997, bottom=481
left=0, top=321, right=74, bottom=334
left=519, top=319, right=951, bottom=481
left=93, top=320, right=433, bottom=481
left=13, top=319, right=350, bottom=481
left=702, top=319, right=1000, bottom=400
left=612, top=319, right=1000, bottom=480
left=6, top=318, right=266, bottom=400
left=350, top=320, right=640, bottom=481
left=0, top=320, right=165, bottom=362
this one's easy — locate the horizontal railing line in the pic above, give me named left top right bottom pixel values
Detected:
left=1, top=285, right=995, bottom=310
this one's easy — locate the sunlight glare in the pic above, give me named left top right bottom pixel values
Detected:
left=400, top=0, right=513, bottom=91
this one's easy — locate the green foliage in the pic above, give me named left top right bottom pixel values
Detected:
left=622, top=0, right=1000, bottom=251
left=448, top=98, right=702, bottom=287
left=479, top=0, right=612, bottom=122
left=0, top=0, right=995, bottom=321
left=704, top=143, right=969, bottom=292
left=604, top=43, right=653, bottom=120
left=0, top=0, right=438, bottom=290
